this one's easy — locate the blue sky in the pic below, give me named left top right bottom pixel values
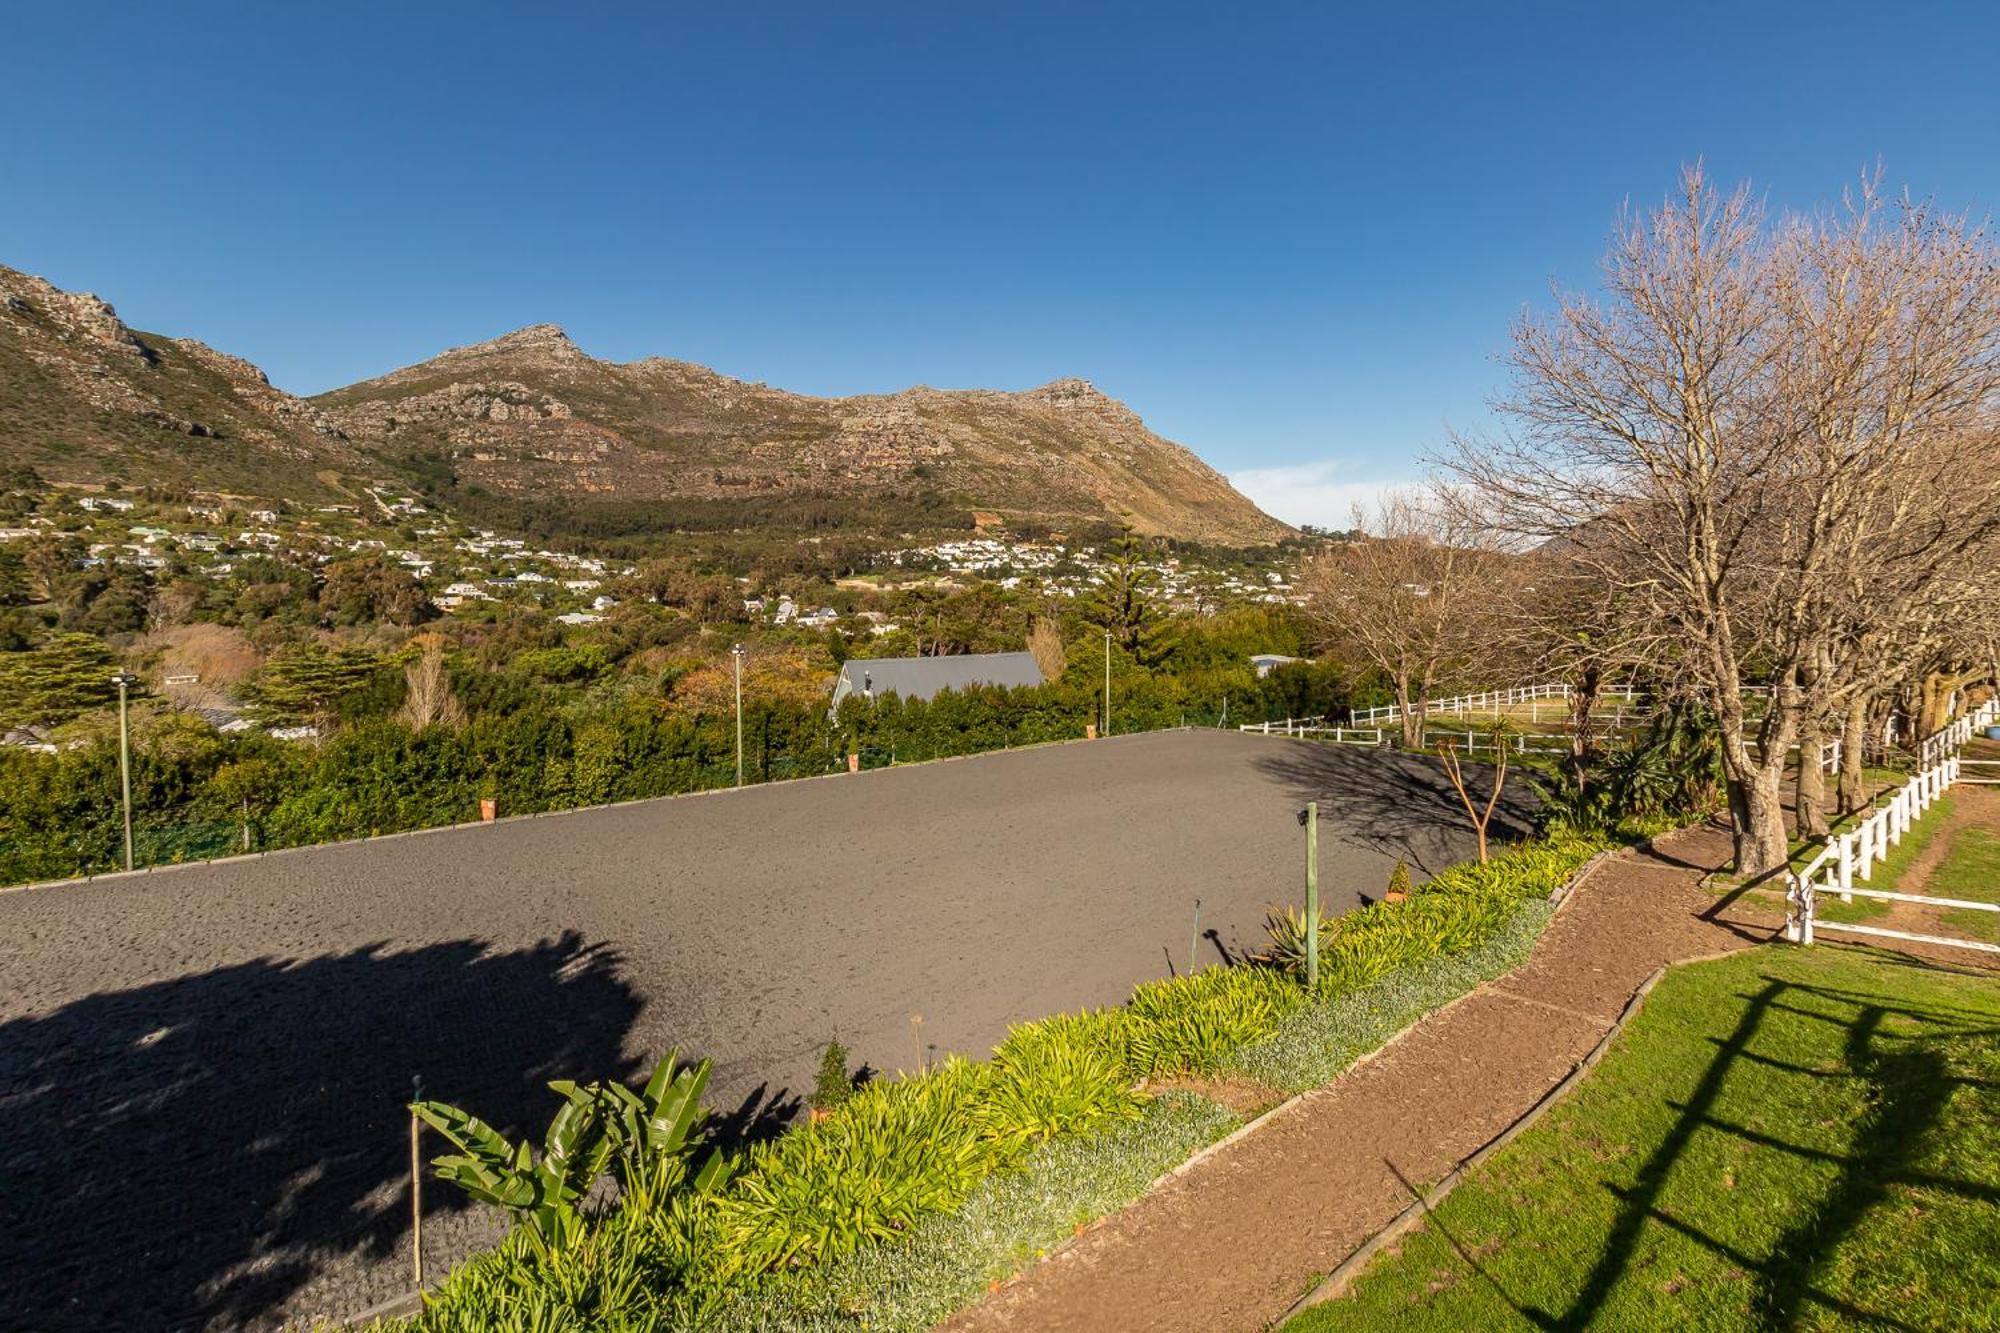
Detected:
left=4, top=3, right=1996, bottom=526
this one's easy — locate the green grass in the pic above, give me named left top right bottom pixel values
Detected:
left=1927, top=826, right=2000, bottom=943
left=1812, top=792, right=1959, bottom=926
left=1284, top=945, right=2000, bottom=1332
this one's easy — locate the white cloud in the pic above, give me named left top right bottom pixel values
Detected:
left=1228, top=460, right=1414, bottom=532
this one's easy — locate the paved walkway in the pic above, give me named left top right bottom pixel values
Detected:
left=943, top=820, right=1782, bottom=1333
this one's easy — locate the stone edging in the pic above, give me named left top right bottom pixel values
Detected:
left=1272, top=944, right=1744, bottom=1325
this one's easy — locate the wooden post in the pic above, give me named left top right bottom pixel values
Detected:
left=1304, top=801, right=1319, bottom=991
left=410, top=1075, right=424, bottom=1289
left=1188, top=898, right=1202, bottom=975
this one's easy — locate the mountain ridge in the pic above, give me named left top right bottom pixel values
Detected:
left=0, top=263, right=1291, bottom=545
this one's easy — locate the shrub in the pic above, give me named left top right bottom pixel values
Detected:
left=811, top=1038, right=855, bottom=1114
left=712, top=1058, right=1000, bottom=1273
left=1120, top=964, right=1304, bottom=1078
left=981, top=1013, right=1142, bottom=1149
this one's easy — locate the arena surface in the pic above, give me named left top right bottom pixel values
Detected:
left=0, top=728, right=1528, bottom=1330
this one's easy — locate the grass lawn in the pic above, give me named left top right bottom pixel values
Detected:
left=1285, top=945, right=2000, bottom=1332
left=1927, top=826, right=2000, bottom=944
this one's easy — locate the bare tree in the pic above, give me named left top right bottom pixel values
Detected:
left=1026, top=616, right=1067, bottom=681
left=397, top=636, right=465, bottom=730
left=1452, top=167, right=1999, bottom=877
left=1437, top=739, right=1508, bottom=864
left=1298, top=490, right=1500, bottom=748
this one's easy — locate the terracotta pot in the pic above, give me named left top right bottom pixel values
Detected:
left=1086, top=724, right=1098, bottom=740
left=479, top=797, right=498, bottom=823
left=808, top=1106, right=833, bottom=1124
left=1383, top=889, right=1408, bottom=904
left=847, top=753, right=861, bottom=773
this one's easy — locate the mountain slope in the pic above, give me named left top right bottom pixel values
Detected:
left=0, top=265, right=367, bottom=497
left=316, top=325, right=1291, bottom=544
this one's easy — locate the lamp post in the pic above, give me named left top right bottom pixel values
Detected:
left=1103, top=630, right=1112, bottom=738
left=111, top=672, right=139, bottom=871
left=731, top=643, right=745, bottom=788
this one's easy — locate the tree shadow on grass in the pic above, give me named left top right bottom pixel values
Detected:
left=0, top=931, right=648, bottom=1332
left=1515, top=973, right=1994, bottom=1331
left=1250, top=741, right=1539, bottom=875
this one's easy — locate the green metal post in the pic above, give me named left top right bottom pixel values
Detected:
left=116, top=675, right=135, bottom=872
left=1304, top=801, right=1319, bottom=990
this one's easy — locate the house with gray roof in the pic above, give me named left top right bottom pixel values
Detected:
left=829, top=651, right=1045, bottom=718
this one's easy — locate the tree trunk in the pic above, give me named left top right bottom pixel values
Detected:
left=1838, top=694, right=1869, bottom=815
left=1570, top=665, right=1601, bottom=791
left=1725, top=766, right=1790, bottom=879
left=1396, top=678, right=1425, bottom=749
left=1795, top=710, right=1828, bottom=839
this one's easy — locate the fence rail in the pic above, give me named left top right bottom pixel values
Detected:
left=1237, top=718, right=1384, bottom=746
left=1788, top=696, right=2000, bottom=953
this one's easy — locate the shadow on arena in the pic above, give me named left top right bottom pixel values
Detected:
left=0, top=931, right=666, bottom=1331
left=1251, top=742, right=1540, bottom=876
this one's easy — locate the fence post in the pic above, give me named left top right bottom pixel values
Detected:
left=1838, top=834, right=1853, bottom=902
left=1303, top=801, right=1319, bottom=992
left=410, top=1075, right=424, bottom=1290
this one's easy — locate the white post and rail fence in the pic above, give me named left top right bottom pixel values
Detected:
left=1786, top=697, right=2000, bottom=956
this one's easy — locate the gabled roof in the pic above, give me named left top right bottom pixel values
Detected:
left=831, top=651, right=1045, bottom=715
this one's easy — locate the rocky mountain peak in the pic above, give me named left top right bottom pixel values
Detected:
left=483, top=323, right=580, bottom=356
left=0, top=265, right=152, bottom=361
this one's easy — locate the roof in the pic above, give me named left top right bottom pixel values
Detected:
left=831, top=651, right=1045, bottom=715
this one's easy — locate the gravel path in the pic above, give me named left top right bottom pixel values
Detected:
left=0, top=729, right=1523, bottom=1332
left=941, top=818, right=1780, bottom=1333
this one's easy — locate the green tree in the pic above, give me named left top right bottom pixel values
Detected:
left=319, top=554, right=431, bottom=627
left=244, top=646, right=385, bottom=728
left=0, top=632, right=117, bottom=729
left=1089, top=534, right=1169, bottom=664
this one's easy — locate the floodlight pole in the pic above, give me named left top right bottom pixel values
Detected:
left=731, top=644, right=745, bottom=788
left=1103, top=630, right=1112, bottom=738
left=113, top=673, right=137, bottom=871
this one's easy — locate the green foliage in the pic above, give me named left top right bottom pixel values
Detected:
left=1318, top=834, right=1597, bottom=991
left=981, top=1014, right=1143, bottom=1149
left=1235, top=901, right=1554, bottom=1092
left=413, top=1052, right=723, bottom=1258
left=1385, top=858, right=1411, bottom=898
left=0, top=631, right=116, bottom=729
left=414, top=1087, right=615, bottom=1256
left=320, top=554, right=433, bottom=627
left=1120, top=964, right=1305, bottom=1077
left=1261, top=904, right=1340, bottom=981
left=713, top=1059, right=998, bottom=1272
left=1283, top=946, right=2000, bottom=1332
left=1088, top=533, right=1171, bottom=665
left=811, top=1038, right=855, bottom=1114
left=712, top=1094, right=1236, bottom=1332
left=243, top=645, right=387, bottom=726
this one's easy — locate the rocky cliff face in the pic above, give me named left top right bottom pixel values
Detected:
left=0, top=264, right=366, bottom=495
left=318, top=327, right=1292, bottom=543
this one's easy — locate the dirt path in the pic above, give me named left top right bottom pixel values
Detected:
left=1870, top=781, right=2000, bottom=970
left=941, top=821, right=1781, bottom=1333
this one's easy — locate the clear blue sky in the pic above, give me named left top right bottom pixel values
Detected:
left=4, top=2, right=1995, bottom=525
